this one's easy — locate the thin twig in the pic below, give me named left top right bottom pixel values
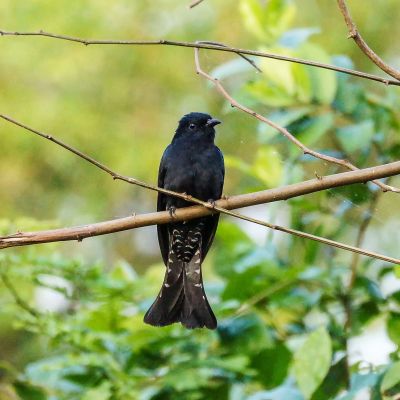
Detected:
left=194, top=46, right=400, bottom=194
left=348, top=190, right=383, bottom=288
left=0, top=113, right=400, bottom=263
left=0, top=29, right=398, bottom=86
left=189, top=0, right=205, bottom=8
left=0, top=114, right=201, bottom=203
left=337, top=0, right=400, bottom=81
left=234, top=280, right=295, bottom=317
left=341, top=185, right=383, bottom=388
left=0, top=266, right=39, bottom=317
left=197, top=40, right=262, bottom=72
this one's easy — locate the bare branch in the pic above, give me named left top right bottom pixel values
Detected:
left=194, top=47, right=400, bottom=194
left=337, top=0, right=400, bottom=81
left=197, top=40, right=262, bottom=72
left=0, top=29, right=398, bottom=86
left=0, top=114, right=213, bottom=206
left=189, top=0, right=205, bottom=8
left=0, top=139, right=399, bottom=263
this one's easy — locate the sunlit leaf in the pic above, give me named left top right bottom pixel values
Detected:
left=381, top=362, right=400, bottom=397
left=293, top=327, right=332, bottom=399
left=250, top=146, right=283, bottom=187
left=299, top=43, right=337, bottom=104
left=81, top=382, right=112, bottom=400
left=240, top=0, right=296, bottom=43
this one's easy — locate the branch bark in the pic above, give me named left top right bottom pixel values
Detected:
left=189, top=0, right=205, bottom=8
left=1, top=161, right=400, bottom=264
left=0, top=29, right=399, bottom=86
left=194, top=47, right=400, bottom=194
left=337, top=0, right=400, bottom=81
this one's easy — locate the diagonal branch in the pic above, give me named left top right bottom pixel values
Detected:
left=189, top=0, right=205, bottom=8
left=0, top=126, right=399, bottom=263
left=194, top=46, right=400, bottom=194
left=0, top=191, right=399, bottom=264
left=337, top=0, right=400, bottom=81
left=0, top=29, right=399, bottom=86
left=197, top=40, right=262, bottom=72
left=0, top=114, right=211, bottom=206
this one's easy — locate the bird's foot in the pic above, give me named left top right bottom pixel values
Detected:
left=207, top=199, right=217, bottom=213
left=168, top=206, right=177, bottom=218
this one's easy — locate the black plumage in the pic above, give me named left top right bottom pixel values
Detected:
left=143, top=112, right=224, bottom=329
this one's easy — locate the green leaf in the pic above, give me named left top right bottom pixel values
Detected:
left=336, top=120, right=375, bottom=153
left=225, top=146, right=283, bottom=187
left=389, top=290, right=400, bottom=304
left=218, top=315, right=273, bottom=353
left=14, top=382, right=46, bottom=400
left=296, top=113, right=334, bottom=147
left=82, top=381, right=112, bottom=400
left=248, top=46, right=312, bottom=107
left=311, top=358, right=348, bottom=400
left=250, top=146, right=283, bottom=187
left=239, top=0, right=296, bottom=43
left=293, top=327, right=332, bottom=399
left=381, top=362, right=400, bottom=397
left=258, top=107, right=312, bottom=142
left=299, top=43, right=337, bottom=104
left=245, top=79, right=295, bottom=107
left=387, top=312, right=400, bottom=346
left=251, top=343, right=292, bottom=389
left=215, top=221, right=253, bottom=278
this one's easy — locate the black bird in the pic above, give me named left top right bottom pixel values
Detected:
left=144, top=112, right=224, bottom=329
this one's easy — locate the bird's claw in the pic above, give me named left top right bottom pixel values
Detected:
left=168, top=206, right=177, bottom=218
left=207, top=199, right=217, bottom=209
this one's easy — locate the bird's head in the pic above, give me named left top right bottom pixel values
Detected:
left=174, top=112, right=221, bottom=141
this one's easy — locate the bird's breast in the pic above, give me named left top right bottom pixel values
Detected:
left=164, top=147, right=219, bottom=200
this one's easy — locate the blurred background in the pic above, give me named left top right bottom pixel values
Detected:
left=0, top=0, right=400, bottom=399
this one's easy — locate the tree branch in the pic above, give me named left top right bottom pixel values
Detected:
left=0, top=114, right=215, bottom=206
left=337, top=0, right=400, bottom=81
left=0, top=29, right=399, bottom=86
left=189, top=0, right=205, bottom=8
left=194, top=46, right=400, bottom=194
left=0, top=147, right=399, bottom=263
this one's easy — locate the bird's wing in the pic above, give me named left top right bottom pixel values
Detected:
left=157, top=146, right=171, bottom=266
left=200, top=146, right=225, bottom=261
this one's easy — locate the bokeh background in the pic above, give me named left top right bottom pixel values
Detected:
left=1, top=1, right=400, bottom=399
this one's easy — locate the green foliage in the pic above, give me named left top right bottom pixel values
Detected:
left=1, top=0, right=400, bottom=399
left=239, top=0, right=296, bottom=44
left=293, top=327, right=332, bottom=399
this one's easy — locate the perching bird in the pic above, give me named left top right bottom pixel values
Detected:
left=144, top=112, right=224, bottom=329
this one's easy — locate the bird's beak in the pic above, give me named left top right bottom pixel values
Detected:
left=206, top=118, right=222, bottom=127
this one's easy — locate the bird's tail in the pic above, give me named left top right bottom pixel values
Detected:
left=143, top=248, right=216, bottom=329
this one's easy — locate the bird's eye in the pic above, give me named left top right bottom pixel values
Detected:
left=189, top=123, right=196, bottom=130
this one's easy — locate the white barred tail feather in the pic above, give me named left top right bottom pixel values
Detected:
left=143, top=228, right=217, bottom=329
